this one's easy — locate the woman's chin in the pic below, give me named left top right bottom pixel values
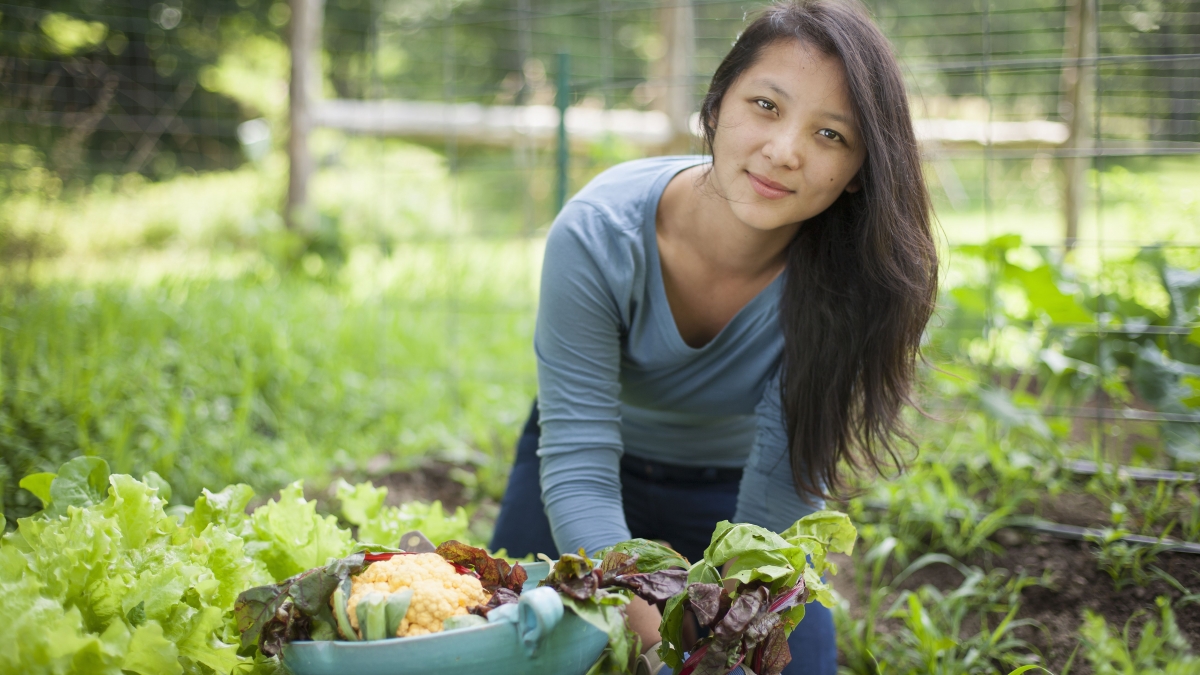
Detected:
left=727, top=202, right=804, bottom=233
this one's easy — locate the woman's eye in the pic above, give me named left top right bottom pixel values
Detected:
left=755, top=99, right=776, bottom=112
left=818, top=129, right=843, bottom=142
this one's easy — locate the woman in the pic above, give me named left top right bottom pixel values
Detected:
left=491, top=1, right=938, bottom=673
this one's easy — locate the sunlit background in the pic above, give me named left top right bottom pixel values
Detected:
left=2, top=0, right=1199, bottom=671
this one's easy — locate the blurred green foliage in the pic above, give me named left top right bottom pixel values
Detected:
left=0, top=254, right=538, bottom=523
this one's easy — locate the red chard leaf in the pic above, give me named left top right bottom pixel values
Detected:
left=744, top=612, right=781, bottom=647
left=610, top=569, right=689, bottom=604
left=687, top=583, right=724, bottom=628
left=712, top=586, right=768, bottom=641
left=234, top=585, right=290, bottom=656
left=470, top=587, right=520, bottom=617
left=677, top=642, right=710, bottom=675
left=434, top=540, right=527, bottom=593
left=753, top=623, right=792, bottom=675
left=599, top=550, right=639, bottom=580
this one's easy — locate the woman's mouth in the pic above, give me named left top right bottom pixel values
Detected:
left=746, top=171, right=793, bottom=200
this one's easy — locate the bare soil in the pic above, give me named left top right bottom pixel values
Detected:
left=368, top=460, right=477, bottom=511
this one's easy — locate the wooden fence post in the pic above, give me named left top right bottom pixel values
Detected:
left=654, top=0, right=696, bottom=154
left=287, top=0, right=324, bottom=232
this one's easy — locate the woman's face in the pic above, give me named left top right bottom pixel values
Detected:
left=708, top=39, right=867, bottom=233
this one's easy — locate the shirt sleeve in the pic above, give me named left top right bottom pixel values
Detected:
left=733, top=366, right=824, bottom=533
left=535, top=202, right=632, bottom=555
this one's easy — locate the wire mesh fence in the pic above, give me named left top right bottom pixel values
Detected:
left=2, top=0, right=1198, bottom=469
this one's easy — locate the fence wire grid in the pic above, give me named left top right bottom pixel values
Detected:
left=2, top=0, right=1199, bottom=466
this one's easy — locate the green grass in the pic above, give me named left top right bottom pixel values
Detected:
left=929, top=156, right=1200, bottom=248
left=1, top=244, right=541, bottom=522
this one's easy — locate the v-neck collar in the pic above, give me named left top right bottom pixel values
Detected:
left=642, top=158, right=784, bottom=355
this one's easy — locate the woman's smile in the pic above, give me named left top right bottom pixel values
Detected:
left=746, top=171, right=794, bottom=200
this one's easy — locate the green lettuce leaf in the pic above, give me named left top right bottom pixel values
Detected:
left=183, top=483, right=256, bottom=535
left=560, top=594, right=637, bottom=675
left=18, top=472, right=55, bottom=509
left=122, top=621, right=182, bottom=675
left=780, top=510, right=858, bottom=576
left=336, top=478, right=472, bottom=547
left=1, top=460, right=273, bottom=674
left=46, top=456, right=111, bottom=517
left=246, top=481, right=354, bottom=581
left=592, top=538, right=690, bottom=572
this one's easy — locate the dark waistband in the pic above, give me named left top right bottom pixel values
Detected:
left=620, top=453, right=744, bottom=485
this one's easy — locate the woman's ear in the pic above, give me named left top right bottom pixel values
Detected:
left=845, top=174, right=862, bottom=194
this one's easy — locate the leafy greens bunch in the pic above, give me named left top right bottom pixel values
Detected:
left=1, top=456, right=476, bottom=675
left=659, top=512, right=858, bottom=675
left=537, top=539, right=691, bottom=675
left=0, top=457, right=273, bottom=675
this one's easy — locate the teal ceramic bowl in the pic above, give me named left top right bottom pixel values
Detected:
left=281, top=562, right=609, bottom=675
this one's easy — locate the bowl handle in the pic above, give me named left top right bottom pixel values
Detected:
left=516, top=587, right=564, bottom=657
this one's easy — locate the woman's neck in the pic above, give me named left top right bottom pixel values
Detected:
left=658, top=165, right=799, bottom=281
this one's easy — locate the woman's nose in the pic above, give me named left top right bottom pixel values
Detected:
left=762, top=130, right=803, bottom=170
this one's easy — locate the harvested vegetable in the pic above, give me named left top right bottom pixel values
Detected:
left=235, top=540, right=526, bottom=653
left=538, top=541, right=690, bottom=675
left=658, top=512, right=858, bottom=675
left=343, top=552, right=489, bottom=637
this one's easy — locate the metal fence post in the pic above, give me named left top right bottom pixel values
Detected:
left=556, top=50, right=570, bottom=214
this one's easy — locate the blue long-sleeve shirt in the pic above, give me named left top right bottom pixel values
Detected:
left=535, top=155, right=822, bottom=556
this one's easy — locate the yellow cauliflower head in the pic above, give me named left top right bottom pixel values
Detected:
left=341, top=553, right=489, bottom=638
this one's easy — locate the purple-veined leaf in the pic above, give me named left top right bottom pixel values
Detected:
left=469, top=587, right=520, bottom=617
left=610, top=569, right=689, bottom=604
left=599, top=550, right=639, bottom=580
left=712, top=587, right=768, bottom=641
left=434, top=540, right=528, bottom=593
left=688, top=583, right=724, bottom=628
left=753, top=623, right=792, bottom=675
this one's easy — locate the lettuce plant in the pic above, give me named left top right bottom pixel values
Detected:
left=0, top=457, right=271, bottom=675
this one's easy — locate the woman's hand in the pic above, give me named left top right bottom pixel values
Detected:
left=626, top=595, right=663, bottom=653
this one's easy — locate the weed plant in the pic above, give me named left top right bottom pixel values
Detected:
left=1086, top=528, right=1174, bottom=591
left=1074, top=597, right=1200, bottom=674
left=836, top=539, right=1048, bottom=675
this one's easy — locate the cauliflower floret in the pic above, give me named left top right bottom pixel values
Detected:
left=341, top=553, right=489, bottom=637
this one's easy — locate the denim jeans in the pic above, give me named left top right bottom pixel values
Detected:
left=490, top=401, right=837, bottom=675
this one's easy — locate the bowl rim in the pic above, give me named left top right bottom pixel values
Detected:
left=283, top=620, right=507, bottom=651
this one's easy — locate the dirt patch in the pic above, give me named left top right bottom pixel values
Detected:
left=368, top=460, right=476, bottom=511
left=1029, top=492, right=1110, bottom=529
left=833, top=535, right=1200, bottom=673
left=995, top=535, right=1200, bottom=671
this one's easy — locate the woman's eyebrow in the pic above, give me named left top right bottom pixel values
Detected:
left=752, top=77, right=855, bottom=128
left=820, top=111, right=855, bottom=127
left=750, top=77, right=792, bottom=102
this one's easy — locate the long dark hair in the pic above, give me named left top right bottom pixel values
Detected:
left=700, top=0, right=938, bottom=500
